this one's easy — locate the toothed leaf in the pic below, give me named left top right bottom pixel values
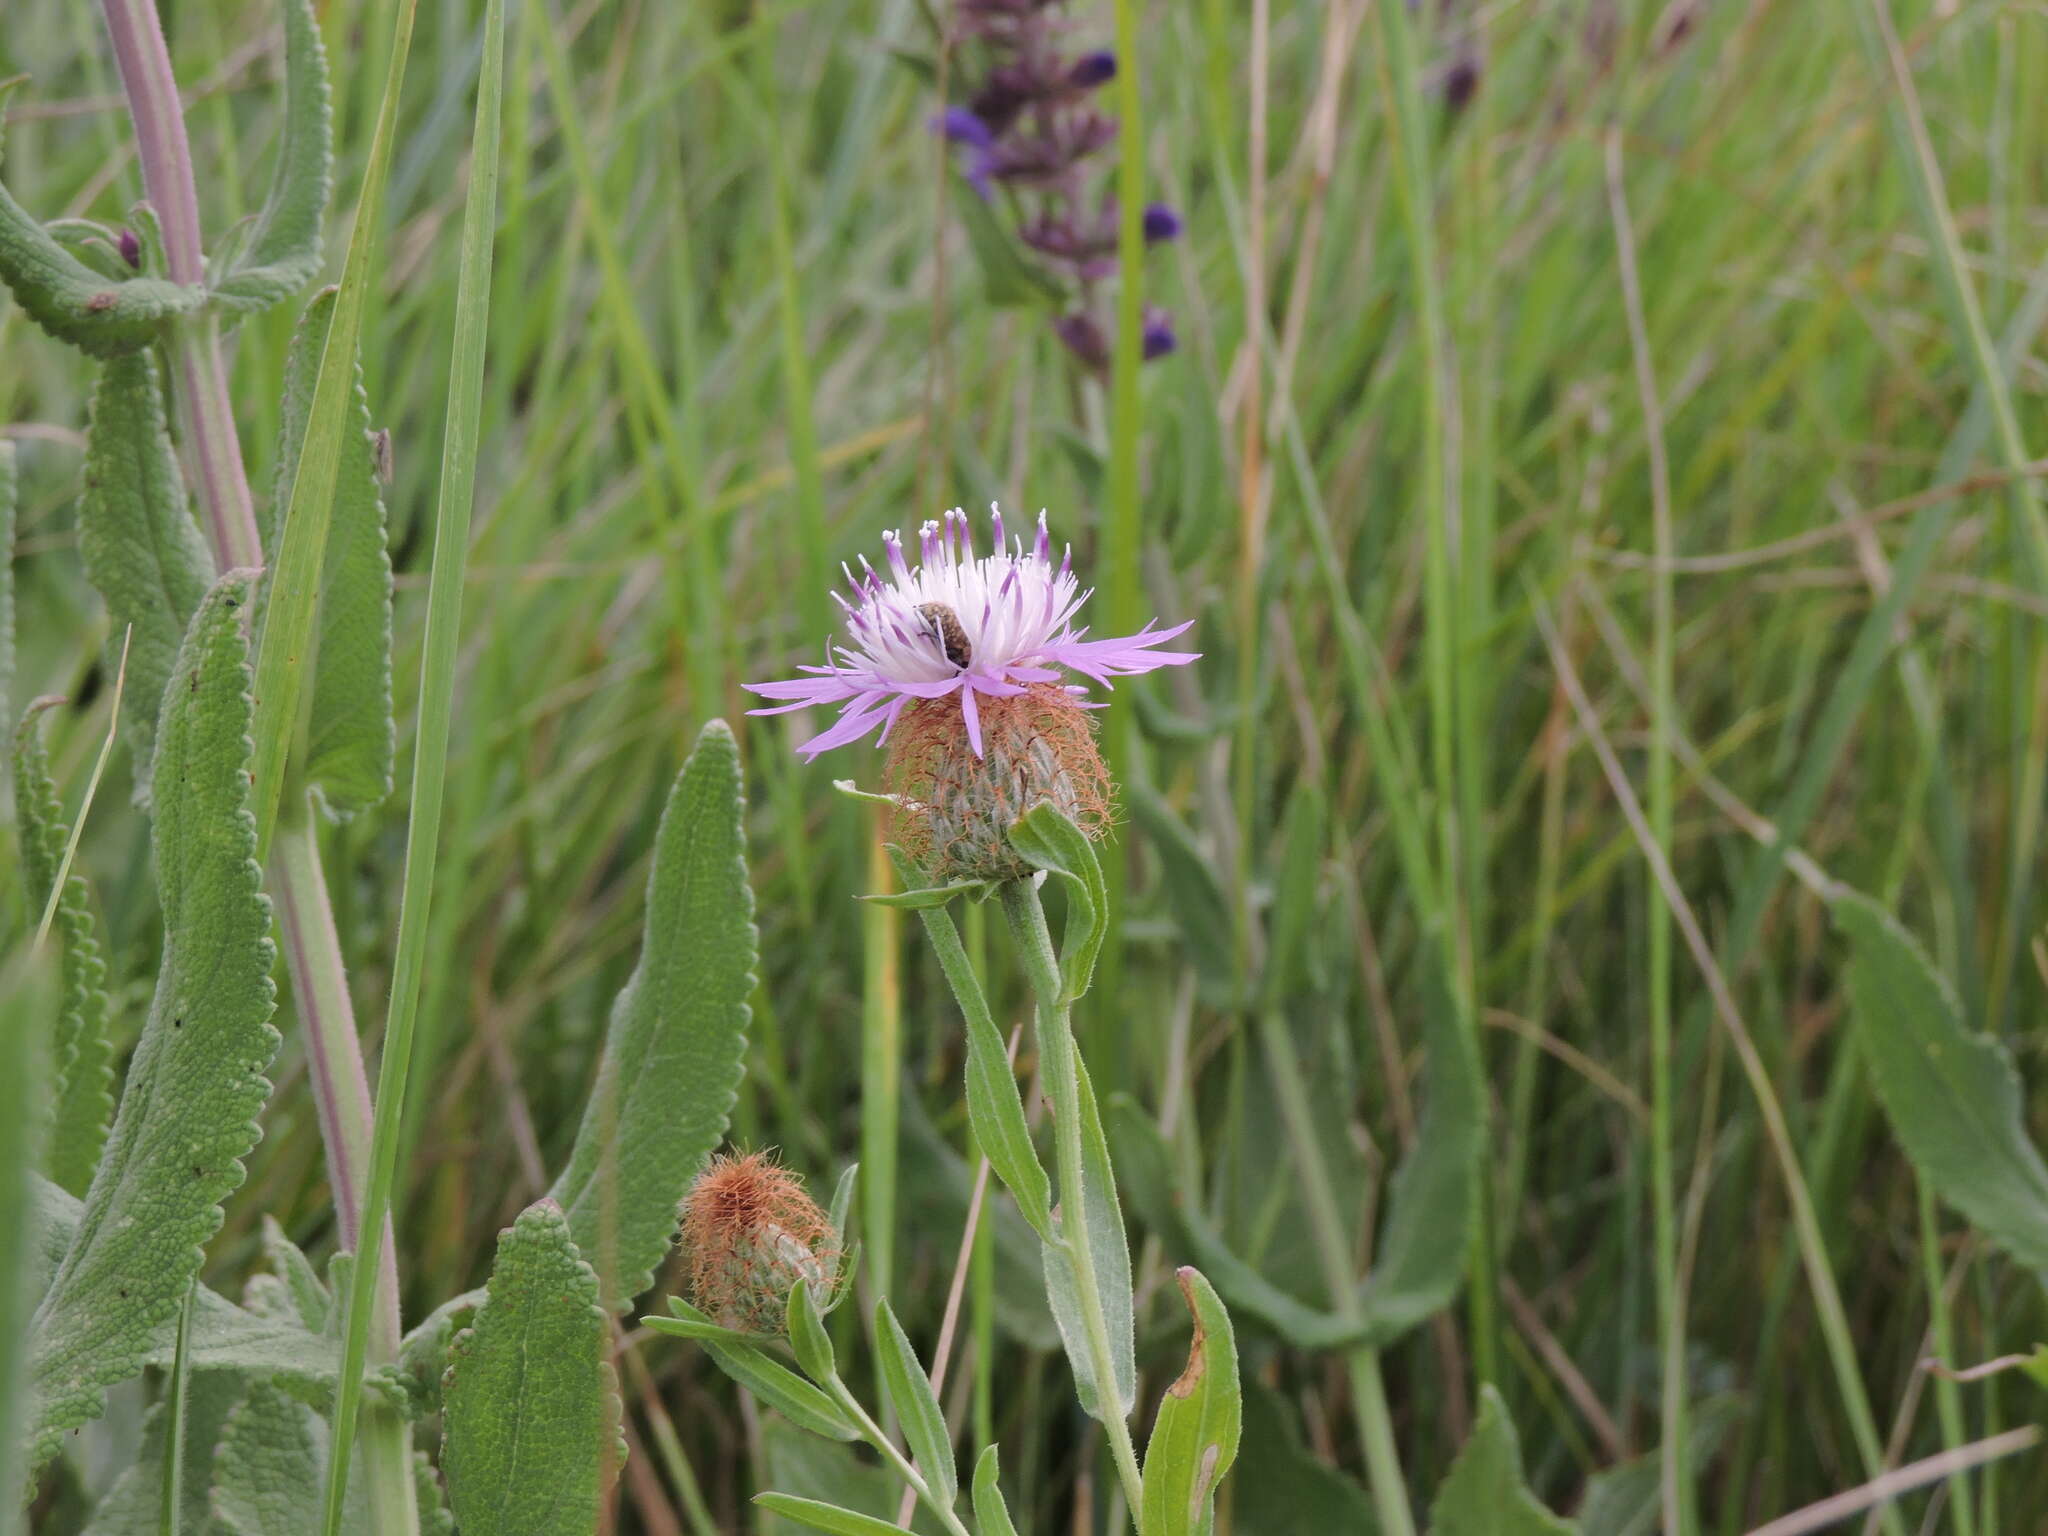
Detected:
left=13, top=705, right=115, bottom=1196
left=76, top=350, right=216, bottom=800
left=212, top=0, right=332, bottom=313
left=24, top=574, right=279, bottom=1474
left=442, top=1200, right=625, bottom=1531
left=547, top=720, right=756, bottom=1309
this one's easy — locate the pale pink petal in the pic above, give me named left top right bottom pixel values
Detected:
left=960, top=683, right=984, bottom=757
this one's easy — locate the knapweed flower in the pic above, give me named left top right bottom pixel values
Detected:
left=682, top=1151, right=841, bottom=1335
left=746, top=505, right=1198, bottom=882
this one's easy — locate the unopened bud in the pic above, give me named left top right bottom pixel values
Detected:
left=682, top=1151, right=841, bottom=1334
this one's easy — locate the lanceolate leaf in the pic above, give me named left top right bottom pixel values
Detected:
left=25, top=574, right=280, bottom=1475
left=76, top=351, right=216, bottom=800
left=1007, top=804, right=1106, bottom=1003
left=1429, top=1386, right=1577, bottom=1535
left=1040, top=1056, right=1136, bottom=1419
left=441, top=1200, right=624, bottom=1531
left=1835, top=890, right=2048, bottom=1270
left=1125, top=781, right=1237, bottom=1005
left=653, top=1298, right=860, bottom=1442
left=1139, top=1269, right=1242, bottom=1536
left=13, top=705, right=116, bottom=1196
left=874, top=1300, right=956, bottom=1509
left=0, top=951, right=56, bottom=1518
left=212, top=0, right=333, bottom=313
left=752, top=1494, right=916, bottom=1536
left=547, top=720, right=756, bottom=1309
left=1353, top=967, right=1483, bottom=1344
left=267, top=288, right=394, bottom=817
left=970, top=1447, right=1021, bottom=1536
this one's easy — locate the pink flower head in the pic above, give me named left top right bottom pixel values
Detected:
left=746, top=506, right=1198, bottom=760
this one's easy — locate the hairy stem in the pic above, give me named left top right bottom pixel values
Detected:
left=98, top=6, right=413, bottom=1528
left=998, top=880, right=1147, bottom=1520
left=828, top=1375, right=974, bottom=1536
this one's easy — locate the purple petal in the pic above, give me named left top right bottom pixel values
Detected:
left=1070, top=50, right=1117, bottom=89
left=960, top=682, right=985, bottom=757
left=1143, top=203, right=1183, bottom=243
left=797, top=696, right=896, bottom=758
left=932, top=106, right=994, bottom=150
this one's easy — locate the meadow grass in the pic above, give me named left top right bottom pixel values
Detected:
left=6, top=0, right=2048, bottom=1529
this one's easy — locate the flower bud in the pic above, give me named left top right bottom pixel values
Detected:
left=885, top=682, right=1112, bottom=884
left=682, top=1151, right=841, bottom=1335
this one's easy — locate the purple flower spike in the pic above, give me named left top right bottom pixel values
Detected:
left=932, top=106, right=994, bottom=151
left=1054, top=311, right=1111, bottom=369
left=746, top=505, right=1198, bottom=760
left=1142, top=203, right=1183, bottom=243
left=1141, top=307, right=1177, bottom=360
left=1070, top=50, right=1117, bottom=89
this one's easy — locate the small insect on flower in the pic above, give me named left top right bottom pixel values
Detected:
left=744, top=504, right=1198, bottom=761
left=681, top=1150, right=842, bottom=1336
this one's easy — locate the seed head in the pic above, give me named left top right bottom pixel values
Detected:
left=682, top=1151, right=841, bottom=1335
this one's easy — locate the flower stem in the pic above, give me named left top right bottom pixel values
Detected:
left=997, top=880, right=1147, bottom=1521
left=826, top=1375, right=975, bottom=1536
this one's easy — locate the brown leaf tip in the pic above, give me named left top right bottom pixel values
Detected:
left=1167, top=1267, right=1208, bottom=1398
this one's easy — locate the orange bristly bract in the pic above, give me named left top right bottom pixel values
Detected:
left=681, top=1151, right=841, bottom=1335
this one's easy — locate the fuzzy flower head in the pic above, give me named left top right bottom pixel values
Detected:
left=745, top=505, right=1198, bottom=762
left=682, top=1151, right=841, bottom=1335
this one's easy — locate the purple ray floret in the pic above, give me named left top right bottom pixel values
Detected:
left=746, top=505, right=1199, bottom=760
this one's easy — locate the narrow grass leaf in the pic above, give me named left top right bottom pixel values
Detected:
left=752, top=1495, right=915, bottom=1536
left=874, top=1299, right=956, bottom=1508
left=1125, top=781, right=1237, bottom=1004
left=0, top=441, right=14, bottom=730
left=441, top=1199, right=623, bottom=1531
left=76, top=352, right=214, bottom=801
left=1835, top=890, right=2048, bottom=1270
left=26, top=573, right=279, bottom=1476
left=970, top=1447, right=1020, bottom=1536
left=1428, top=1386, right=1577, bottom=1535
left=14, top=705, right=115, bottom=1196
left=211, top=0, right=332, bottom=313
left=1138, top=1268, right=1242, bottom=1536
left=547, top=720, right=757, bottom=1308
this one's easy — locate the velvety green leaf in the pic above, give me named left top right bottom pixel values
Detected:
left=1354, top=965, right=1482, bottom=1344
left=970, top=1446, right=1020, bottom=1536
left=1040, top=1056, right=1136, bottom=1419
left=25, top=574, right=280, bottom=1476
left=640, top=1312, right=759, bottom=1347
left=753, top=1494, right=916, bottom=1536
left=547, top=720, right=756, bottom=1309
left=1, top=440, right=15, bottom=732
left=1007, top=803, right=1106, bottom=1003
left=1138, top=1268, right=1242, bottom=1536
left=13, top=704, right=115, bottom=1196
left=442, top=1199, right=624, bottom=1533
left=874, top=1300, right=956, bottom=1508
left=787, top=1280, right=837, bottom=1384
left=1835, top=889, right=2048, bottom=1270
left=1125, top=782, right=1237, bottom=1004
left=76, top=1373, right=243, bottom=1536
left=76, top=350, right=215, bottom=802
left=1429, top=1386, right=1577, bottom=1535
left=209, top=1379, right=324, bottom=1536
left=0, top=178, right=203, bottom=355
left=1107, top=1097, right=1360, bottom=1349
left=1578, top=1395, right=1741, bottom=1536
left=1233, top=1384, right=1378, bottom=1536
left=267, top=287, right=393, bottom=818
left=212, top=0, right=332, bottom=313
left=889, top=846, right=1052, bottom=1242
left=0, top=949, right=56, bottom=1516
left=664, top=1297, right=860, bottom=1442
left=258, top=1215, right=330, bottom=1334
left=762, top=1418, right=943, bottom=1536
